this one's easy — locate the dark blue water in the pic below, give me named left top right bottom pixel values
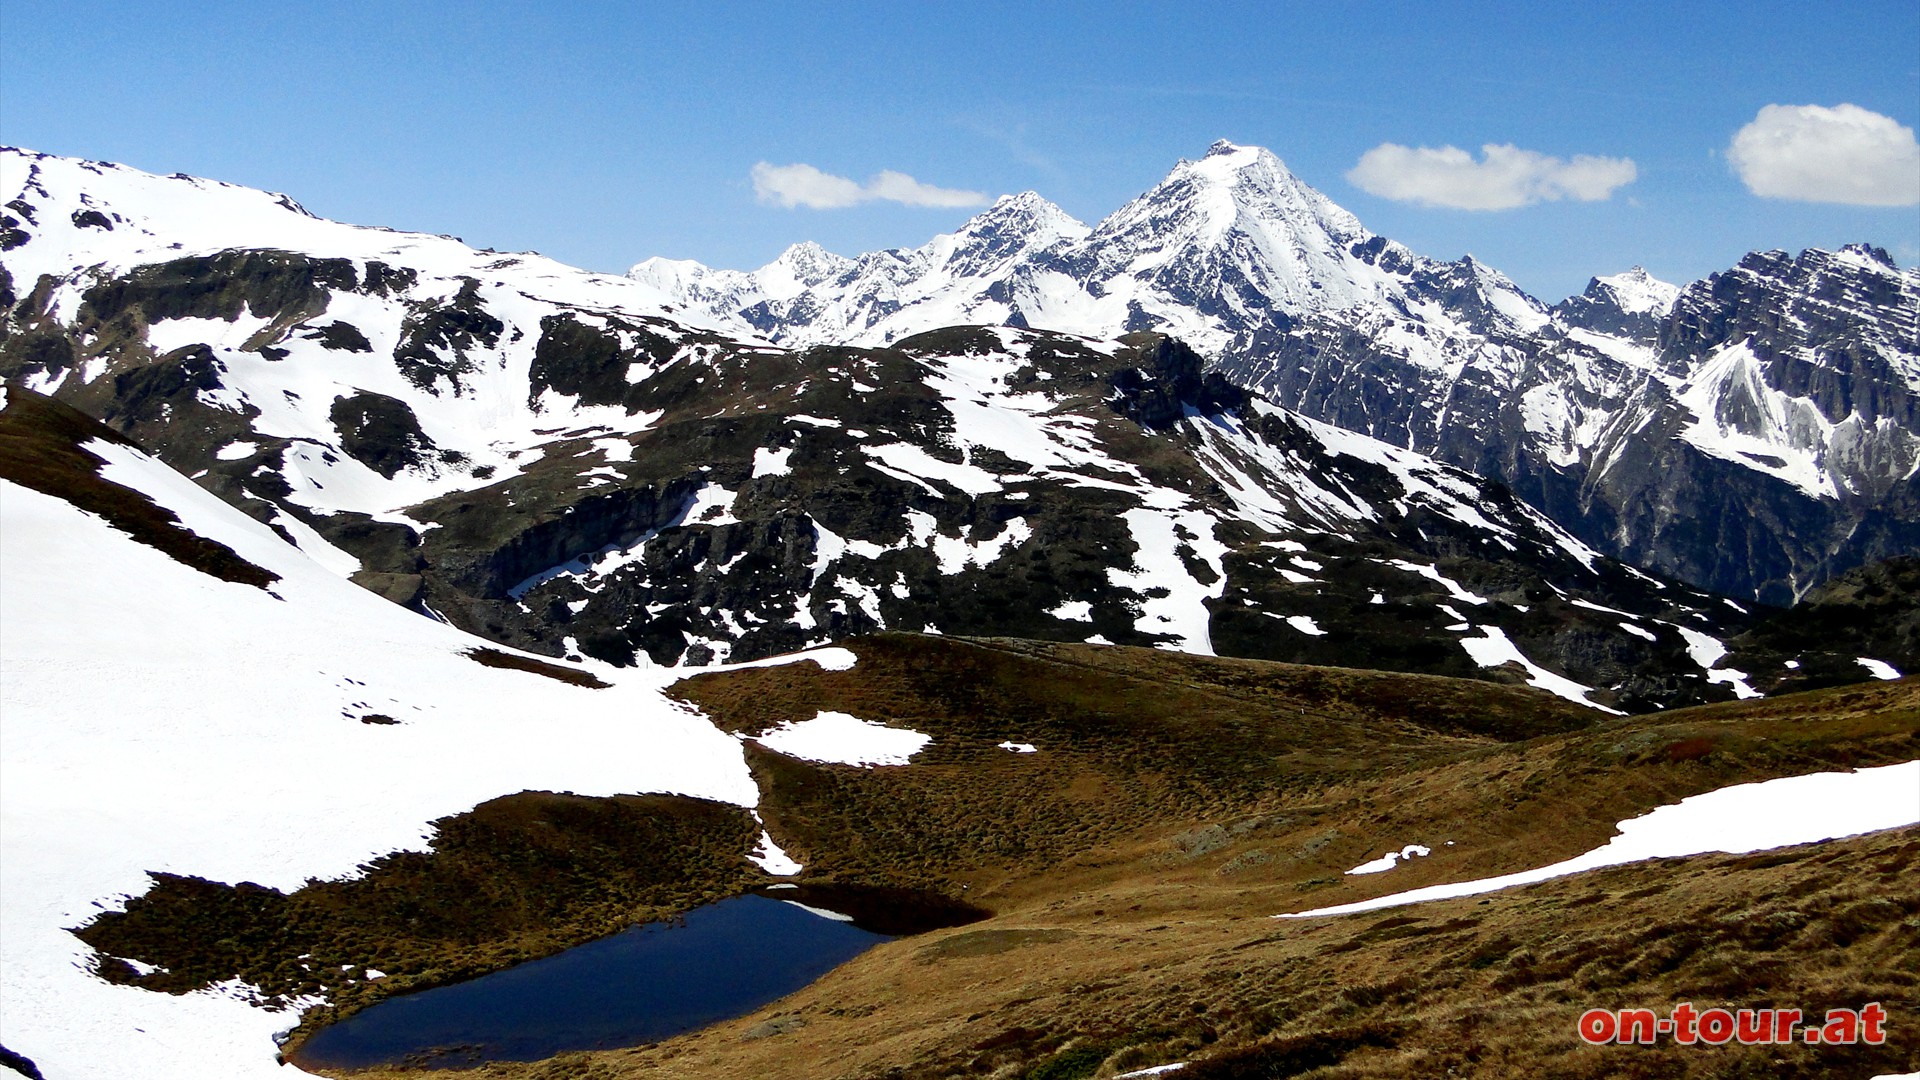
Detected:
left=293, top=894, right=889, bottom=1068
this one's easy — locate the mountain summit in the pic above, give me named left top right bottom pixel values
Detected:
left=632, top=140, right=1546, bottom=356
left=1078, top=140, right=1399, bottom=321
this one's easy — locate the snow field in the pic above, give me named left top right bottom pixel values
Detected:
left=1105, top=507, right=1228, bottom=655
left=0, top=420, right=859, bottom=1078
left=1279, top=761, right=1920, bottom=919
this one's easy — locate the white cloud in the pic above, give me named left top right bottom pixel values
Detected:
left=1727, top=103, right=1920, bottom=207
left=1347, top=143, right=1637, bottom=210
left=751, top=162, right=989, bottom=210
left=750, top=163, right=866, bottom=209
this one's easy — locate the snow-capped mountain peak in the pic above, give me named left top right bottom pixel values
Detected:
left=1086, top=139, right=1379, bottom=306
left=1549, top=266, right=1681, bottom=344
left=625, top=191, right=1090, bottom=346
left=926, top=190, right=1087, bottom=278
left=756, top=241, right=854, bottom=300
left=624, top=141, right=1445, bottom=351
left=1596, top=266, right=1681, bottom=315
left=623, top=140, right=1567, bottom=358
left=961, top=190, right=1086, bottom=239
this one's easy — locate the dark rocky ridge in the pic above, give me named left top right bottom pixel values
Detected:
left=1725, top=556, right=1920, bottom=695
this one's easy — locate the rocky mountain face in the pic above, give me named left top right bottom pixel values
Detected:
left=632, top=142, right=1920, bottom=605
left=1726, top=556, right=1920, bottom=695
left=7, top=145, right=1883, bottom=712
left=1578, top=246, right=1920, bottom=601
left=1229, top=244, right=1920, bottom=605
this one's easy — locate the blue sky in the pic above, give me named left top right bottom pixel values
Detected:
left=4, top=1, right=1916, bottom=300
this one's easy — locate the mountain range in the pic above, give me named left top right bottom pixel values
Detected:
left=9, top=145, right=1913, bottom=711
left=634, top=140, right=1920, bottom=606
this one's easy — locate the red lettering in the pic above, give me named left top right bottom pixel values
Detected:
left=1569, top=1002, right=1879, bottom=1047
left=1698, top=1008, right=1735, bottom=1044
left=1822, top=1008, right=1859, bottom=1045
left=1861, top=1002, right=1886, bottom=1044
left=1671, top=1001, right=1699, bottom=1044
left=1619, top=1008, right=1658, bottom=1044
left=1736, top=1008, right=1771, bottom=1043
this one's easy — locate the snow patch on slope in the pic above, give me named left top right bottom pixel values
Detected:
left=1105, top=507, right=1227, bottom=654
left=752, top=711, right=932, bottom=767
left=1279, top=761, right=1920, bottom=919
left=1460, top=626, right=1621, bottom=713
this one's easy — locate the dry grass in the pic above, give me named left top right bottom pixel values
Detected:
left=674, top=634, right=1593, bottom=896
left=311, top=637, right=1917, bottom=1079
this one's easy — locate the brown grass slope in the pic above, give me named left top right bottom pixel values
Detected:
left=673, top=633, right=1596, bottom=895
left=314, top=635, right=1915, bottom=1079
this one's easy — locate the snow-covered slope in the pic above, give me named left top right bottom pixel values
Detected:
left=0, top=147, right=773, bottom=531
left=0, top=386, right=822, bottom=1079
left=0, top=148, right=719, bottom=336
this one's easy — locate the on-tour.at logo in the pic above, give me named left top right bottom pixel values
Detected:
left=1578, top=1002, right=1888, bottom=1046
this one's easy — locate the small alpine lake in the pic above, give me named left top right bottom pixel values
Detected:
left=291, top=883, right=987, bottom=1069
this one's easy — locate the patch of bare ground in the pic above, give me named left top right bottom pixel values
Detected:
left=75, top=792, right=766, bottom=1053
left=465, top=647, right=612, bottom=688
left=313, top=638, right=1916, bottom=1079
